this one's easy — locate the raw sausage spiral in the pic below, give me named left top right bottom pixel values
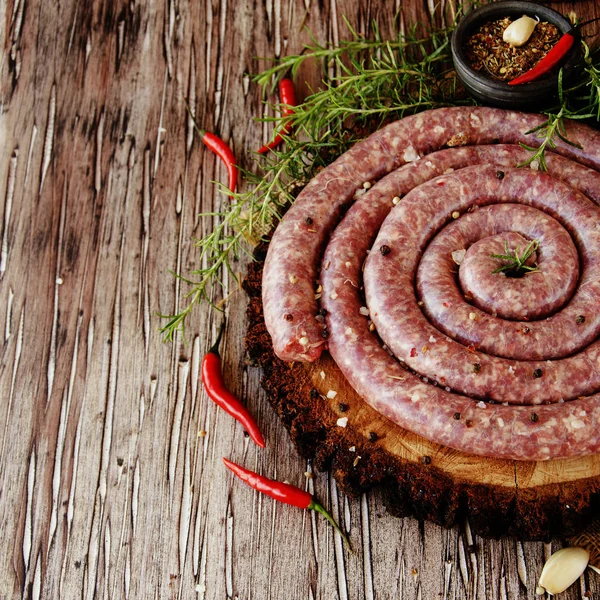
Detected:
left=262, top=108, right=600, bottom=460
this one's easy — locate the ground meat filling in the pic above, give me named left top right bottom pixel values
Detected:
left=364, top=166, right=600, bottom=405
left=321, top=160, right=600, bottom=460
left=262, top=108, right=600, bottom=364
left=262, top=108, right=600, bottom=460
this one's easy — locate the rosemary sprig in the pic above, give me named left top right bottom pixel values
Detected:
left=491, top=240, right=540, bottom=276
left=518, top=42, right=600, bottom=171
left=160, top=19, right=464, bottom=341
left=160, top=16, right=600, bottom=341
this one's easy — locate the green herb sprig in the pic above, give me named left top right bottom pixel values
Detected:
left=160, top=17, right=466, bottom=341
left=160, top=16, right=600, bottom=341
left=491, top=239, right=540, bottom=277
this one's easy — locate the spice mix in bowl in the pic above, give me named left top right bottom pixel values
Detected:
left=451, top=0, right=581, bottom=109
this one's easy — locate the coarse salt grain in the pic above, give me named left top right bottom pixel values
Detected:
left=403, top=145, right=419, bottom=162
left=299, top=336, right=309, bottom=346
left=392, top=196, right=401, bottom=205
left=429, top=335, right=437, bottom=343
left=359, top=306, right=369, bottom=316
left=349, top=446, right=356, bottom=452
left=497, top=418, right=505, bottom=428
left=337, top=417, right=348, bottom=427
left=476, top=401, right=487, bottom=409
left=330, top=291, right=338, bottom=300
left=572, top=419, right=585, bottom=429
left=320, top=371, right=325, bottom=379
left=327, top=390, right=338, bottom=399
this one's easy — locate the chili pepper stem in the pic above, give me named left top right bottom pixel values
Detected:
left=184, top=102, right=206, bottom=137
left=309, top=499, right=353, bottom=552
left=208, top=319, right=226, bottom=356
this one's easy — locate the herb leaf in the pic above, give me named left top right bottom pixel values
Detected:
left=490, top=240, right=540, bottom=276
left=161, top=13, right=600, bottom=341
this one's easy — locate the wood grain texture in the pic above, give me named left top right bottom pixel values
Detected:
left=1, top=0, right=600, bottom=598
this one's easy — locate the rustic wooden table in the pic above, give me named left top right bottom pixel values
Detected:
left=2, top=0, right=600, bottom=598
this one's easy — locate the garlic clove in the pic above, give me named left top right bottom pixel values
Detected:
left=537, top=547, right=590, bottom=595
left=503, top=15, right=538, bottom=48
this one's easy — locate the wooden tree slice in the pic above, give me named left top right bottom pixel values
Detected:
left=245, top=244, right=600, bottom=541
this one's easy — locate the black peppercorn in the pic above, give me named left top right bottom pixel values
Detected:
left=305, top=217, right=313, bottom=225
left=422, top=455, right=432, bottom=465
left=496, top=170, right=505, bottom=180
left=530, top=412, right=539, bottom=423
left=453, top=412, right=461, bottom=420
left=576, top=315, right=586, bottom=324
left=533, top=368, right=543, bottom=378
left=309, top=388, right=319, bottom=398
left=368, top=431, right=378, bottom=442
left=285, top=313, right=294, bottom=321
left=379, top=245, right=391, bottom=256
left=338, top=403, right=349, bottom=412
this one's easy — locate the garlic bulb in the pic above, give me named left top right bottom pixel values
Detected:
left=536, top=547, right=590, bottom=595
left=503, top=15, right=538, bottom=48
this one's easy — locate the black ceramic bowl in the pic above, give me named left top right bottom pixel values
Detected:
left=451, top=1, right=580, bottom=109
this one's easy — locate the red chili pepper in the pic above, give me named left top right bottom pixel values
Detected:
left=258, top=78, right=297, bottom=154
left=202, top=323, right=265, bottom=448
left=199, top=130, right=238, bottom=196
left=186, top=104, right=238, bottom=196
left=223, top=457, right=352, bottom=550
left=508, top=32, right=575, bottom=86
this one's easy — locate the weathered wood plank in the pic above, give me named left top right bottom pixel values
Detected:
left=1, top=0, right=600, bottom=599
